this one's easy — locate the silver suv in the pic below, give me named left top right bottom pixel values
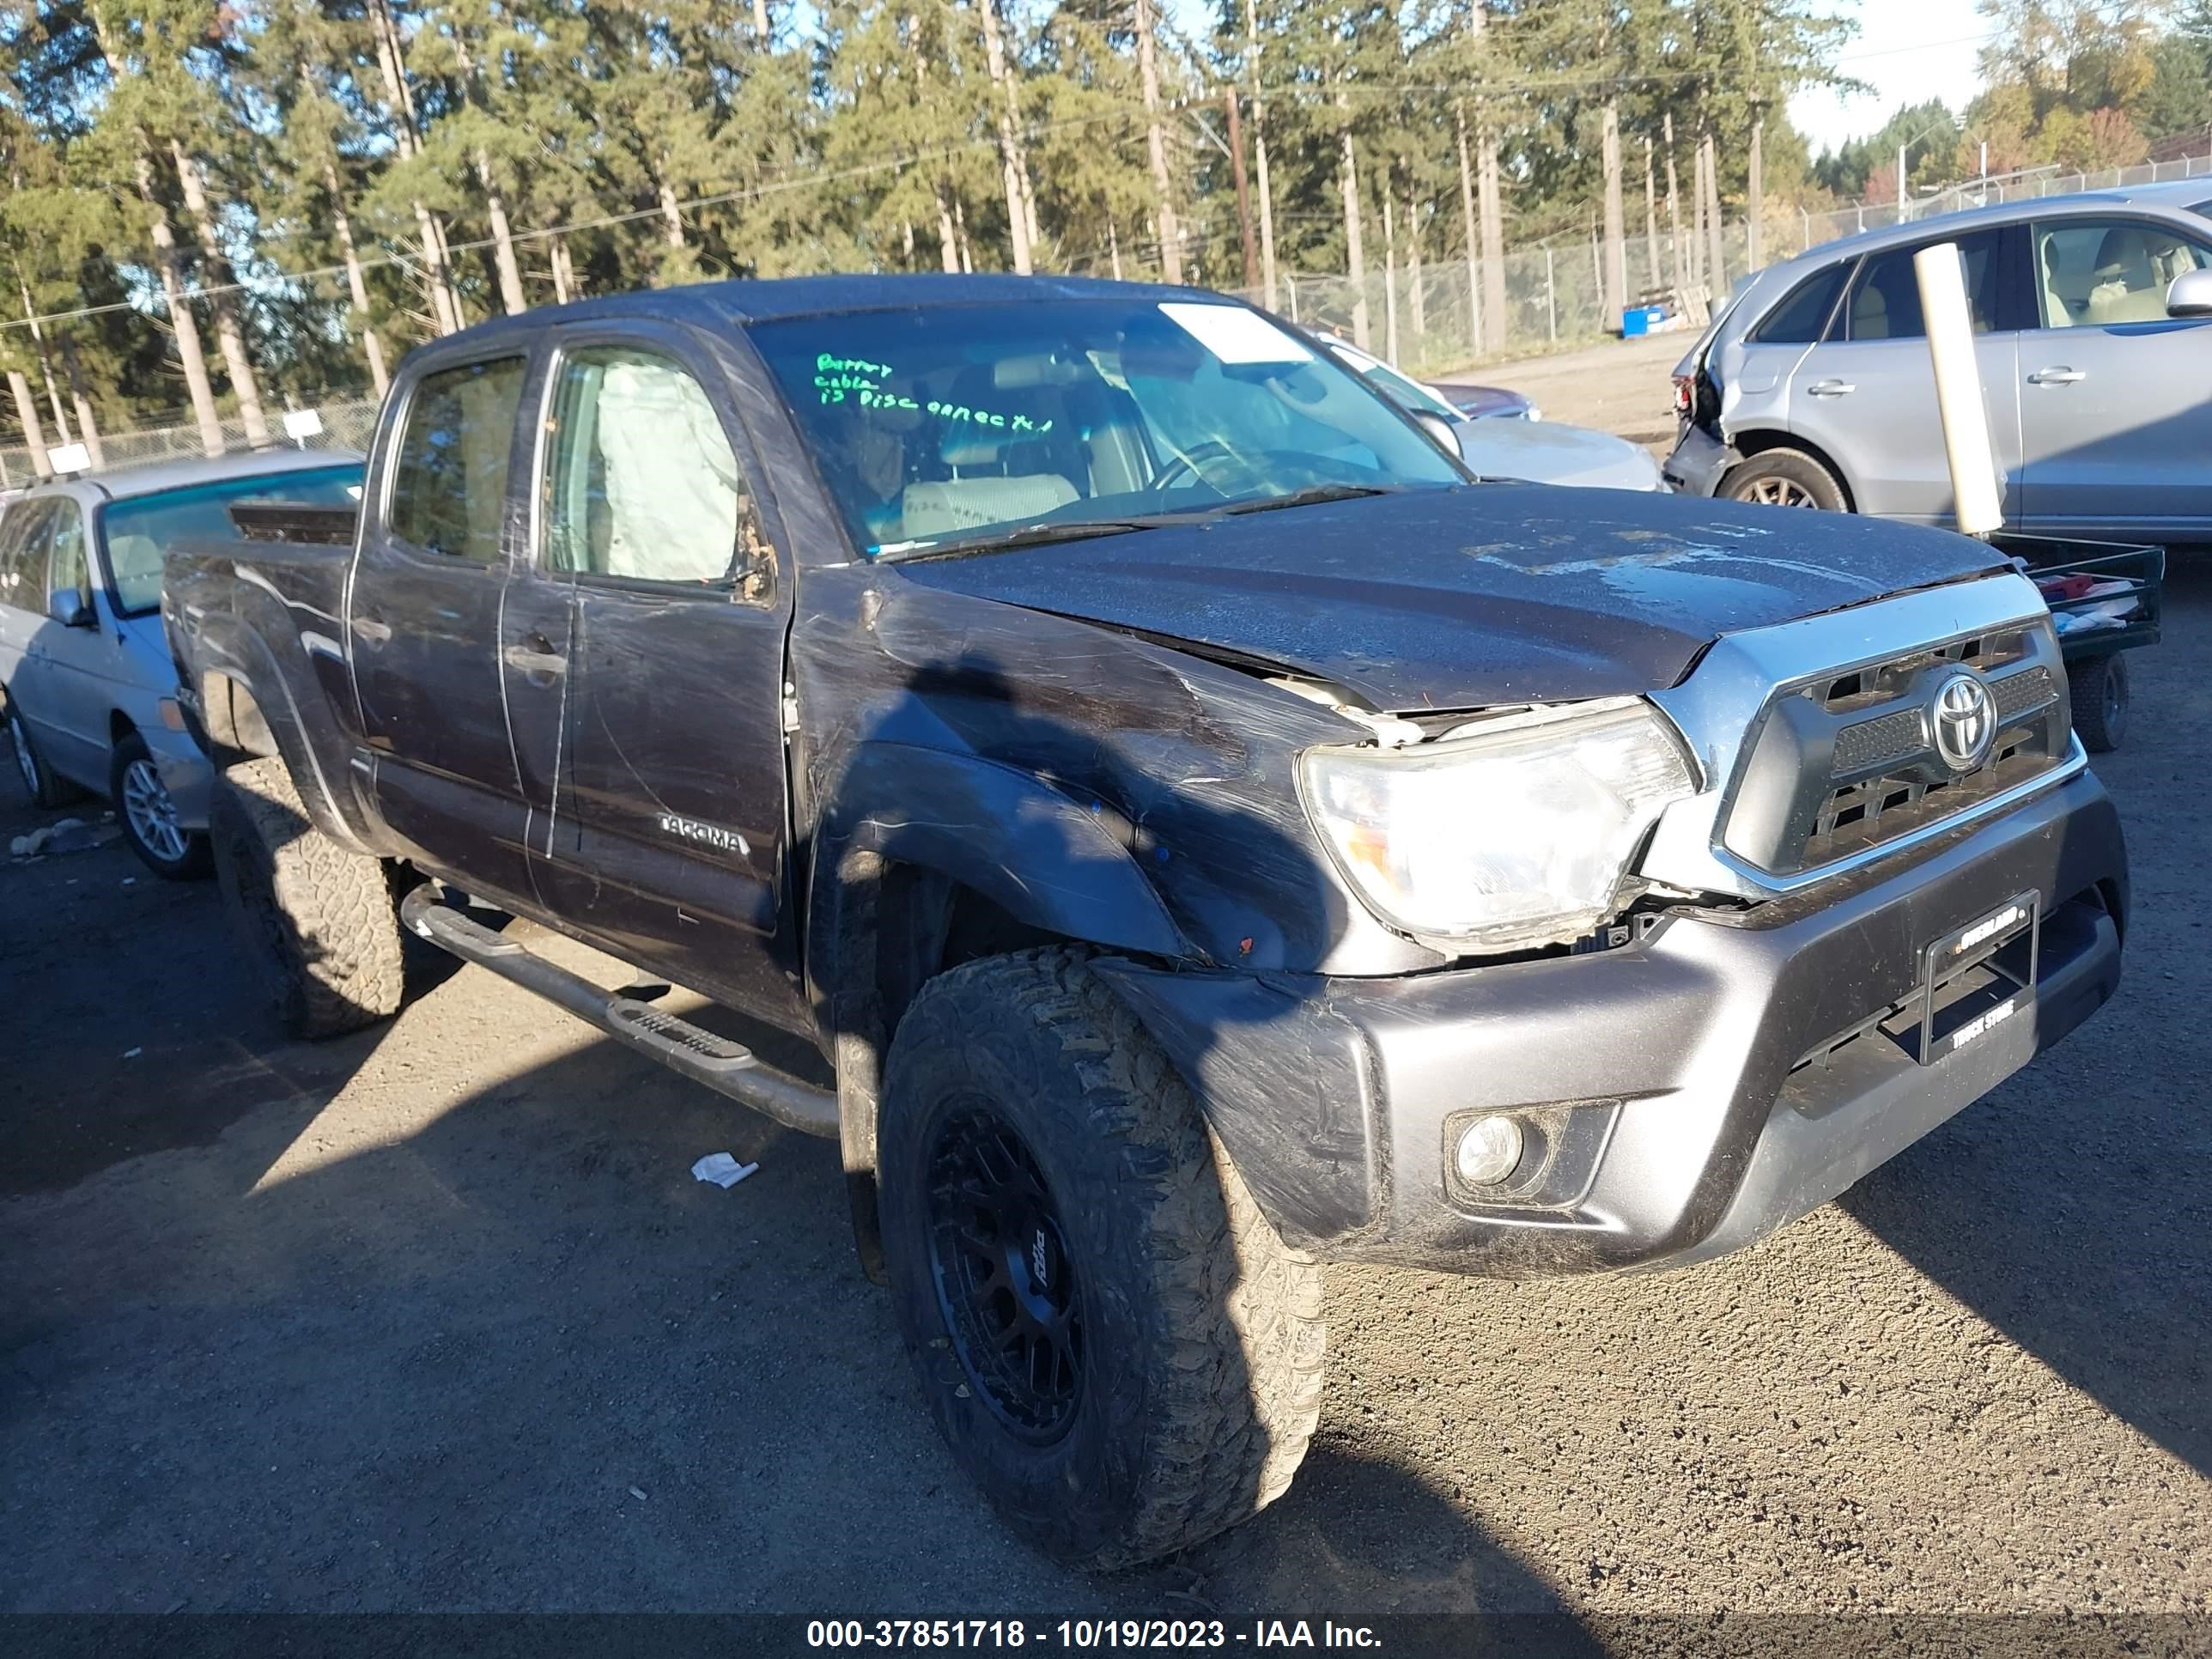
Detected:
left=1666, top=182, right=2212, bottom=542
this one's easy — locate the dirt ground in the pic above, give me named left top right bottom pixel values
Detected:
left=3, top=357, right=2207, bottom=1624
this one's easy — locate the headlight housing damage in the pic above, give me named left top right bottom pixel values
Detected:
left=1298, top=699, right=1697, bottom=953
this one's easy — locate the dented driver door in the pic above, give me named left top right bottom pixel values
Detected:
left=525, top=324, right=805, bottom=1030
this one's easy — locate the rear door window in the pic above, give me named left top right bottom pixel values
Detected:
left=0, top=501, right=59, bottom=612
left=1750, top=264, right=1850, bottom=344
left=386, top=356, right=527, bottom=562
left=1845, top=229, right=2008, bottom=340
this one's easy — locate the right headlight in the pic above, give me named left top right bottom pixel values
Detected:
left=1297, top=699, right=1697, bottom=952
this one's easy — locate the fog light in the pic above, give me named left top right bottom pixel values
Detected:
left=1455, top=1115, right=1525, bottom=1187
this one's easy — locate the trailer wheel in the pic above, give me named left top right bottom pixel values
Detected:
left=877, top=948, right=1325, bottom=1570
left=210, top=757, right=407, bottom=1039
left=2069, top=653, right=2129, bottom=753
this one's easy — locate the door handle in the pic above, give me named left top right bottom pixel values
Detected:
left=1804, top=379, right=1855, bottom=397
left=504, top=633, right=568, bottom=684
left=2027, top=366, right=2086, bottom=386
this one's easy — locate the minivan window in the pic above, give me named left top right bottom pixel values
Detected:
left=101, top=465, right=364, bottom=615
left=388, top=357, right=526, bottom=562
left=1846, top=230, right=2004, bottom=340
left=47, top=504, right=89, bottom=604
left=0, top=501, right=54, bottom=607
left=1750, top=264, right=1850, bottom=344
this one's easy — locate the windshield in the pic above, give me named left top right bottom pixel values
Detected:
left=749, top=298, right=1463, bottom=559
left=101, top=464, right=364, bottom=614
left=1325, top=341, right=1462, bottom=422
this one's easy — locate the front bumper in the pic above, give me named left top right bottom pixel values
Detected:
left=144, top=723, right=214, bottom=830
left=1096, top=771, right=2125, bottom=1278
left=1661, top=420, right=1738, bottom=497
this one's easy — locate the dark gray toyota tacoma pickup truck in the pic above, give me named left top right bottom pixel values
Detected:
left=165, top=275, right=2126, bottom=1568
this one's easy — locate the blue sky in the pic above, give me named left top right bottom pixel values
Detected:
left=1792, top=0, right=1991, bottom=156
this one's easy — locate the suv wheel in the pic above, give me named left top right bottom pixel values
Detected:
left=112, top=732, right=212, bottom=879
left=1723, top=448, right=1848, bottom=512
left=5, top=696, right=74, bottom=810
left=210, top=757, right=407, bottom=1039
left=878, top=948, right=1325, bottom=1570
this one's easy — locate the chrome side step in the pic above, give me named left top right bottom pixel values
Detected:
left=398, top=885, right=838, bottom=1139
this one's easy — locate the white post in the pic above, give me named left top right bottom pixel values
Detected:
left=1897, top=143, right=1908, bottom=221
left=1913, top=242, right=2003, bottom=538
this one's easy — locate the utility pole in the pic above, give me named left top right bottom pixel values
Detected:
left=1245, top=0, right=1278, bottom=309
left=1747, top=102, right=1766, bottom=270
left=1135, top=0, right=1182, bottom=283
left=1224, top=88, right=1260, bottom=292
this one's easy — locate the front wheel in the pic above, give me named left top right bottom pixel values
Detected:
left=112, top=732, right=211, bottom=879
left=877, top=949, right=1325, bottom=1571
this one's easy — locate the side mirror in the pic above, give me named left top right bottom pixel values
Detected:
left=1411, top=408, right=1462, bottom=456
left=48, top=588, right=95, bottom=628
left=2166, top=268, right=2212, bottom=319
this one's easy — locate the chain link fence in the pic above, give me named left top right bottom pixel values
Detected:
left=1237, top=149, right=2212, bottom=377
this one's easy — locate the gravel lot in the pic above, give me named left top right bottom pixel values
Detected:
left=3, top=352, right=2206, bottom=1625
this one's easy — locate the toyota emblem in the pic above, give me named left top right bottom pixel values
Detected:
left=1930, top=669, right=1996, bottom=774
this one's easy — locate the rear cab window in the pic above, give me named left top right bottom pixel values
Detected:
left=386, top=356, right=528, bottom=561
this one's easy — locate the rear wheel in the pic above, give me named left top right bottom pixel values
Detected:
left=877, top=948, right=1325, bottom=1570
left=1722, top=448, right=1848, bottom=512
left=210, top=757, right=406, bottom=1039
left=112, top=732, right=211, bottom=879
left=2069, top=653, right=2129, bottom=753
left=5, top=696, right=74, bottom=810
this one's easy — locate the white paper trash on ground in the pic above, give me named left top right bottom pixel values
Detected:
left=691, top=1152, right=759, bottom=1188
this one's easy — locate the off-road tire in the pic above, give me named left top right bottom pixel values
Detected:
left=210, top=757, right=405, bottom=1039
left=2069, top=653, right=2128, bottom=753
left=1722, top=447, right=1849, bottom=512
left=878, top=947, right=1325, bottom=1571
left=5, top=695, right=74, bottom=810
left=111, top=732, right=213, bottom=880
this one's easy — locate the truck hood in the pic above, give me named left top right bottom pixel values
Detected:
left=891, top=484, right=2012, bottom=710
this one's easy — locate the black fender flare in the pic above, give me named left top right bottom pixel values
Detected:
left=180, top=611, right=382, bottom=855
left=804, top=740, right=1193, bottom=1278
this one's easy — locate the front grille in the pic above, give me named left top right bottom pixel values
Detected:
left=1719, top=623, right=2070, bottom=877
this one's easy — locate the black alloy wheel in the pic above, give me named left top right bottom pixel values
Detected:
left=925, top=1103, right=1084, bottom=1443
